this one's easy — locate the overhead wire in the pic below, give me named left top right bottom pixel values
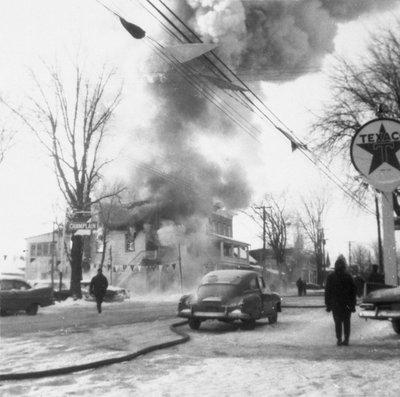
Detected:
left=96, top=1, right=272, bottom=213
left=145, top=37, right=262, bottom=142
left=97, top=0, right=263, bottom=142
left=138, top=0, right=374, bottom=215
left=99, top=0, right=374, bottom=215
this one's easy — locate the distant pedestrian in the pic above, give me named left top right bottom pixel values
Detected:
left=296, top=277, right=304, bottom=296
left=367, top=264, right=385, bottom=284
left=325, top=257, right=357, bottom=346
left=302, top=281, right=307, bottom=296
left=90, top=268, right=108, bottom=313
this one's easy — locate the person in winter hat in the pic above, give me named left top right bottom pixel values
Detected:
left=325, top=256, right=357, bottom=346
left=89, top=267, right=109, bottom=313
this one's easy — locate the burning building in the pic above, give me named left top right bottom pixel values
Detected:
left=89, top=201, right=253, bottom=293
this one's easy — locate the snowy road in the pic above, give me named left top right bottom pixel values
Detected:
left=0, top=298, right=399, bottom=396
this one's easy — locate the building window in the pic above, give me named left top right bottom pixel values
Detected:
left=223, top=243, right=230, bottom=257
left=43, top=242, right=49, bottom=256
left=30, top=244, right=36, bottom=257
left=224, top=224, right=229, bottom=236
left=125, top=228, right=135, bottom=252
left=36, top=243, right=43, bottom=256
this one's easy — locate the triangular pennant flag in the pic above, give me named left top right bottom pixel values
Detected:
left=120, top=17, right=146, bottom=39
left=291, top=141, right=299, bottom=152
left=164, top=43, right=218, bottom=63
left=201, top=74, right=247, bottom=91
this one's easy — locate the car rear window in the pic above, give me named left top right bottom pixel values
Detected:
left=198, top=284, right=237, bottom=299
left=202, top=274, right=242, bottom=285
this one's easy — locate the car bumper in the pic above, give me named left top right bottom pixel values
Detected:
left=177, top=308, right=251, bottom=321
left=359, top=309, right=400, bottom=320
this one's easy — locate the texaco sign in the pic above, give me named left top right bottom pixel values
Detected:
left=350, top=118, right=400, bottom=192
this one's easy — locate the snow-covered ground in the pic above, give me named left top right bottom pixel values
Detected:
left=1, top=299, right=399, bottom=397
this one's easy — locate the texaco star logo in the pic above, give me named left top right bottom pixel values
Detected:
left=350, top=118, right=400, bottom=192
left=357, top=123, right=400, bottom=174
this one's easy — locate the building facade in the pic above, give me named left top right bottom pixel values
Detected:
left=25, top=209, right=252, bottom=293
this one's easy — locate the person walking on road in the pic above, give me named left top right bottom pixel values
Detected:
left=90, top=267, right=109, bottom=313
left=325, top=257, right=357, bottom=346
left=296, top=277, right=304, bottom=296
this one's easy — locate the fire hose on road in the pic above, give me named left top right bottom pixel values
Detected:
left=0, top=320, right=190, bottom=382
left=0, top=297, right=327, bottom=382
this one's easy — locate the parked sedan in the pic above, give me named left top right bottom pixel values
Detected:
left=359, top=285, right=400, bottom=334
left=32, top=280, right=71, bottom=301
left=0, top=276, right=54, bottom=315
left=81, top=280, right=130, bottom=302
left=177, top=269, right=281, bottom=330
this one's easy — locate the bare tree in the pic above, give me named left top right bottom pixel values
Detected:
left=250, top=195, right=292, bottom=279
left=8, top=64, right=122, bottom=298
left=0, top=104, right=17, bottom=164
left=312, top=20, right=400, bottom=157
left=352, top=243, right=371, bottom=274
left=298, top=194, right=328, bottom=285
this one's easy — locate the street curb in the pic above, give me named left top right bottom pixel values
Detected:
left=0, top=320, right=190, bottom=382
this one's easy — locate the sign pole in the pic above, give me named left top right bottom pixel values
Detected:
left=381, top=192, right=399, bottom=285
left=350, top=118, right=400, bottom=286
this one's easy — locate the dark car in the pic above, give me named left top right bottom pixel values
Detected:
left=0, top=276, right=54, bottom=315
left=304, top=282, right=323, bottom=290
left=177, top=269, right=281, bottom=330
left=81, top=280, right=130, bottom=302
left=32, top=280, right=71, bottom=301
left=359, top=285, right=400, bottom=334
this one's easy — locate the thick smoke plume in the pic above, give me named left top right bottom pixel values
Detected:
left=184, top=0, right=400, bottom=77
left=130, top=0, right=399, bottom=242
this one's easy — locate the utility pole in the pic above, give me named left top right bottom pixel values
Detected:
left=254, top=206, right=267, bottom=248
left=321, top=228, right=327, bottom=284
left=51, top=223, right=55, bottom=290
left=348, top=241, right=352, bottom=268
left=178, top=243, right=183, bottom=294
left=256, top=206, right=267, bottom=276
left=375, top=194, right=384, bottom=274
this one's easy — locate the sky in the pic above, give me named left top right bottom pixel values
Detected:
left=1, top=0, right=400, bottom=264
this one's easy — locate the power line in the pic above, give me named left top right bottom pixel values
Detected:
left=136, top=0, right=374, bottom=215
left=100, top=0, right=374, bottom=215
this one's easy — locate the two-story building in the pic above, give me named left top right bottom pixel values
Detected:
left=25, top=207, right=252, bottom=294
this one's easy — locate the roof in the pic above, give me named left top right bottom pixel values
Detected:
left=209, top=233, right=250, bottom=246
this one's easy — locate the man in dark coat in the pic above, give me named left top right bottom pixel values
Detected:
left=296, top=277, right=304, bottom=296
left=90, top=268, right=109, bottom=313
left=325, top=257, right=357, bottom=346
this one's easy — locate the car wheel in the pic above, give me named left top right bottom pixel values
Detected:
left=26, top=303, right=39, bottom=315
left=241, top=319, right=256, bottom=330
left=188, top=318, right=201, bottom=330
left=268, top=309, right=278, bottom=324
left=392, top=319, right=400, bottom=334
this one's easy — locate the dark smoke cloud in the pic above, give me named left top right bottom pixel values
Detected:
left=131, top=0, right=399, bottom=235
left=320, top=0, right=399, bottom=21
left=182, top=0, right=400, bottom=77
left=240, top=0, right=337, bottom=75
